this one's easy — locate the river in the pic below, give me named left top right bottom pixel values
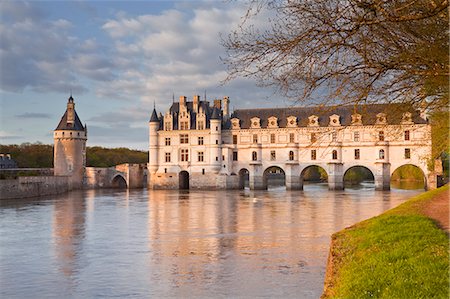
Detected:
left=0, top=184, right=421, bottom=298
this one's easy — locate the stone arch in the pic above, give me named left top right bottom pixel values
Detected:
left=263, top=166, right=286, bottom=189
left=111, top=174, right=127, bottom=189
left=238, top=168, right=249, bottom=189
left=343, top=165, right=375, bottom=188
left=300, top=165, right=328, bottom=182
left=391, top=164, right=426, bottom=190
left=179, top=170, right=190, bottom=189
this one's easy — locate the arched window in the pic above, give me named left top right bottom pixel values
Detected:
left=289, top=151, right=294, bottom=161
left=252, top=151, right=257, bottom=161
left=379, top=149, right=385, bottom=159
left=332, top=150, right=338, bottom=160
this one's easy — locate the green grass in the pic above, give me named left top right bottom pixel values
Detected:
left=324, top=185, right=449, bottom=299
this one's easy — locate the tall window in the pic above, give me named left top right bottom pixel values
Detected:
left=198, top=136, right=204, bottom=145
left=354, top=149, right=360, bottom=160
left=378, top=131, right=384, bottom=141
left=354, top=131, right=360, bottom=142
left=180, top=134, right=189, bottom=144
left=233, top=135, right=238, bottom=144
left=181, top=149, right=189, bottom=162
left=252, top=151, right=257, bottom=161
left=180, top=121, right=189, bottom=130
left=164, top=122, right=171, bottom=131
left=165, top=152, right=171, bottom=163
left=197, top=151, right=204, bottom=162
left=332, top=131, right=337, bottom=142
left=405, top=148, right=411, bottom=159
left=311, top=150, right=317, bottom=160
left=197, top=121, right=204, bottom=130
left=270, top=150, right=276, bottom=160
left=289, top=151, right=294, bottom=161
left=233, top=151, right=238, bottom=161
left=379, top=149, right=385, bottom=159
left=404, top=130, right=410, bottom=141
left=165, top=137, right=171, bottom=146
left=332, top=150, right=338, bottom=160
left=253, top=134, right=258, bottom=144
left=289, top=133, right=295, bottom=143
left=270, top=134, right=276, bottom=143
left=311, top=133, right=317, bottom=143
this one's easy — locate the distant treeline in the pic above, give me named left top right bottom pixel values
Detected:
left=0, top=143, right=148, bottom=168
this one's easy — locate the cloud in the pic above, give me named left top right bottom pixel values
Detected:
left=15, top=112, right=52, bottom=119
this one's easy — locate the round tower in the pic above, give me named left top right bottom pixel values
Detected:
left=54, top=96, right=87, bottom=189
left=148, top=108, right=160, bottom=174
left=210, top=107, right=222, bottom=173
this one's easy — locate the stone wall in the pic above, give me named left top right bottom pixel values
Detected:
left=0, top=176, right=69, bottom=200
left=0, top=168, right=54, bottom=178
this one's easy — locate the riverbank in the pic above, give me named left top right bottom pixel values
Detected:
left=322, top=185, right=449, bottom=298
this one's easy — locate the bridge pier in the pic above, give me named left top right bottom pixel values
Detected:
left=374, top=162, right=390, bottom=190
left=285, top=163, right=302, bottom=190
left=249, top=162, right=266, bottom=190
left=327, top=162, right=344, bottom=190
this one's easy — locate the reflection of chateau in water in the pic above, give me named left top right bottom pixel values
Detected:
left=145, top=189, right=393, bottom=294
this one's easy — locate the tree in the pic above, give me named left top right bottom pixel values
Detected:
left=223, top=0, right=448, bottom=110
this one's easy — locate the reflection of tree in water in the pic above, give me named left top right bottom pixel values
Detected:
left=52, top=193, right=86, bottom=278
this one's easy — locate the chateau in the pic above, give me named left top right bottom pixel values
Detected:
left=148, top=95, right=434, bottom=190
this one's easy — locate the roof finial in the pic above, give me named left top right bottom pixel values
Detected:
left=70, top=88, right=72, bottom=97
left=153, top=100, right=156, bottom=110
left=172, top=92, right=175, bottom=103
left=204, top=90, right=207, bottom=101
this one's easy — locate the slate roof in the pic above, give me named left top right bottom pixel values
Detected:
left=149, top=108, right=159, bottom=122
left=161, top=101, right=218, bottom=130
left=228, top=104, right=427, bottom=129
left=55, top=109, right=85, bottom=131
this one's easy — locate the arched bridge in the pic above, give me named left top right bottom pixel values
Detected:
left=85, top=164, right=146, bottom=189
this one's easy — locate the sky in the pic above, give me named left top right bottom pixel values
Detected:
left=0, top=0, right=289, bottom=150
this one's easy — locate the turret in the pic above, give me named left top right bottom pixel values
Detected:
left=54, top=96, right=87, bottom=189
left=148, top=107, right=160, bottom=174
left=210, top=107, right=222, bottom=172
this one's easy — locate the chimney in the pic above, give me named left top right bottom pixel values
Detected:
left=179, top=96, right=186, bottom=108
left=193, top=95, right=200, bottom=112
left=222, top=96, right=230, bottom=119
left=213, top=99, right=221, bottom=109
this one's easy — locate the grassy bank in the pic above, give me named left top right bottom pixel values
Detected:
left=322, top=185, right=449, bottom=299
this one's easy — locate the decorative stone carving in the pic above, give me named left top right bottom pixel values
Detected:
left=308, top=115, right=319, bottom=127
left=351, top=113, right=362, bottom=125
left=402, top=112, right=413, bottom=124
left=250, top=117, right=261, bottom=129
left=376, top=113, right=387, bottom=125
left=286, top=116, right=297, bottom=127
left=267, top=116, right=278, bottom=128
left=329, top=114, right=341, bottom=126
left=231, top=118, right=240, bottom=129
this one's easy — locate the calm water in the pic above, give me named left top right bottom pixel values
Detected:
left=0, top=184, right=421, bottom=298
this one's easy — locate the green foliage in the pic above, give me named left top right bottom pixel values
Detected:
left=0, top=142, right=53, bottom=168
left=302, top=166, right=328, bottom=181
left=86, top=146, right=148, bottom=167
left=325, top=185, right=449, bottom=298
left=391, top=165, right=424, bottom=181
left=344, top=167, right=374, bottom=184
left=0, top=142, right=148, bottom=168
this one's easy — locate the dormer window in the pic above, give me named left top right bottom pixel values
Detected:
left=329, top=114, right=340, bottom=126
left=267, top=116, right=278, bottom=128
left=308, top=115, right=319, bottom=127
left=250, top=117, right=261, bottom=129
left=287, top=116, right=297, bottom=128
left=376, top=113, right=387, bottom=125
left=402, top=112, right=413, bottom=124
left=231, top=118, right=240, bottom=129
left=351, top=113, right=362, bottom=125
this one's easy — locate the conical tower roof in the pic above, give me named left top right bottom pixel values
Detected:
left=55, top=96, right=85, bottom=131
left=149, top=108, right=159, bottom=122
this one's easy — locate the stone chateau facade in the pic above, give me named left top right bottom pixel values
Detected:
left=148, top=95, right=435, bottom=190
